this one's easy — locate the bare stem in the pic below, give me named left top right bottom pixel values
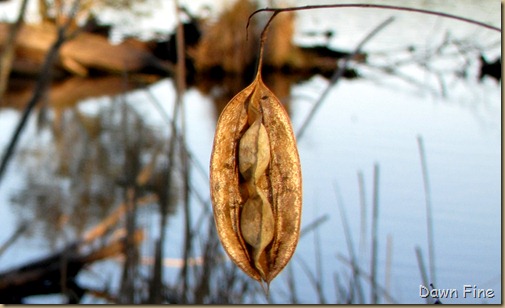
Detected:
left=417, top=135, right=436, bottom=287
left=253, top=11, right=280, bottom=80
left=249, top=4, right=500, bottom=32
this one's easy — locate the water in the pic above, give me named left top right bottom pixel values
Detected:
left=0, top=0, right=501, bottom=304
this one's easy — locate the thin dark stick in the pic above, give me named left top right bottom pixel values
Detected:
left=0, top=0, right=81, bottom=186
left=299, top=214, right=329, bottom=238
left=0, top=10, right=79, bottom=183
left=253, top=11, right=280, bottom=80
left=249, top=4, right=500, bottom=33
left=333, top=182, right=365, bottom=303
left=0, top=223, right=28, bottom=257
left=173, top=2, right=193, bottom=303
left=296, top=16, right=394, bottom=139
left=285, top=265, right=299, bottom=304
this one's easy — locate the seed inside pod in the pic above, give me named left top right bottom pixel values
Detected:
left=210, top=74, right=302, bottom=287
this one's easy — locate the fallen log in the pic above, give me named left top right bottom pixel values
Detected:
left=0, top=229, right=143, bottom=304
left=0, top=243, right=87, bottom=304
left=0, top=22, right=163, bottom=78
left=0, top=194, right=155, bottom=304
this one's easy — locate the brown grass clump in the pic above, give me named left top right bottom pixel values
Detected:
left=191, top=0, right=297, bottom=75
left=192, top=1, right=260, bottom=74
left=263, top=10, right=297, bottom=68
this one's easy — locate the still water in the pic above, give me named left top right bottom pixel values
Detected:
left=0, top=0, right=501, bottom=304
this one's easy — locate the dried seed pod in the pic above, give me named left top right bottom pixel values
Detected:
left=210, top=74, right=302, bottom=286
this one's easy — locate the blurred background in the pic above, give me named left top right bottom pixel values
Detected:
left=0, top=0, right=501, bottom=304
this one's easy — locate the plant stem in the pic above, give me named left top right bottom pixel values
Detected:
left=370, top=163, right=380, bottom=304
left=415, top=246, right=431, bottom=304
left=251, top=11, right=280, bottom=80
left=417, top=135, right=436, bottom=287
left=249, top=4, right=500, bottom=32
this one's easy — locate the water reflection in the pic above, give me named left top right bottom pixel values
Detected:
left=8, top=58, right=316, bottom=245
left=11, top=99, right=180, bottom=246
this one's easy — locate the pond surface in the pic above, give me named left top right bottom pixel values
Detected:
left=0, top=0, right=501, bottom=304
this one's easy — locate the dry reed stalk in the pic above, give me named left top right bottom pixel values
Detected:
left=415, top=246, right=431, bottom=304
left=370, top=163, right=380, bottom=303
left=417, top=135, right=436, bottom=287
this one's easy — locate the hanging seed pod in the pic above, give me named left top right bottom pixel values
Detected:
left=210, top=12, right=302, bottom=288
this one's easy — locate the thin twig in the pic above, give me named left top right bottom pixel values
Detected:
left=285, top=265, right=299, bottom=304
left=144, top=87, right=210, bottom=190
left=172, top=1, right=192, bottom=303
left=252, top=11, right=280, bottom=79
left=0, top=0, right=81, bottom=186
left=293, top=255, right=325, bottom=303
left=299, top=214, right=329, bottom=238
left=333, top=182, right=365, bottom=303
left=370, top=163, right=380, bottom=304
left=0, top=223, right=28, bottom=258
left=357, top=171, right=367, bottom=260
left=384, top=234, right=393, bottom=304
left=415, top=246, right=431, bottom=304
left=312, top=212, right=326, bottom=304
left=249, top=4, right=500, bottom=33
left=417, top=135, right=436, bottom=287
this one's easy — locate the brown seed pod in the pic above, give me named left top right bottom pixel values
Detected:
left=209, top=72, right=302, bottom=286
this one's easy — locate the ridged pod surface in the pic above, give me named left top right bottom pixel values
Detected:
left=210, top=73, right=302, bottom=286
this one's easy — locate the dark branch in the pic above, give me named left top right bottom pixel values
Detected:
left=248, top=4, right=500, bottom=33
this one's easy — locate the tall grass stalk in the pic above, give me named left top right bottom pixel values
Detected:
left=384, top=234, right=393, bottom=304
left=370, top=163, right=380, bottom=304
left=415, top=246, right=431, bottom=304
left=357, top=171, right=367, bottom=262
left=312, top=213, right=327, bottom=304
left=336, top=254, right=398, bottom=304
left=293, top=255, right=324, bottom=303
left=285, top=264, right=299, bottom=304
left=172, top=1, right=193, bottom=303
left=333, top=182, right=365, bottom=303
left=417, top=135, right=436, bottom=287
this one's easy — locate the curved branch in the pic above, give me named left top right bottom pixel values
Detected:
left=248, top=4, right=500, bottom=33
